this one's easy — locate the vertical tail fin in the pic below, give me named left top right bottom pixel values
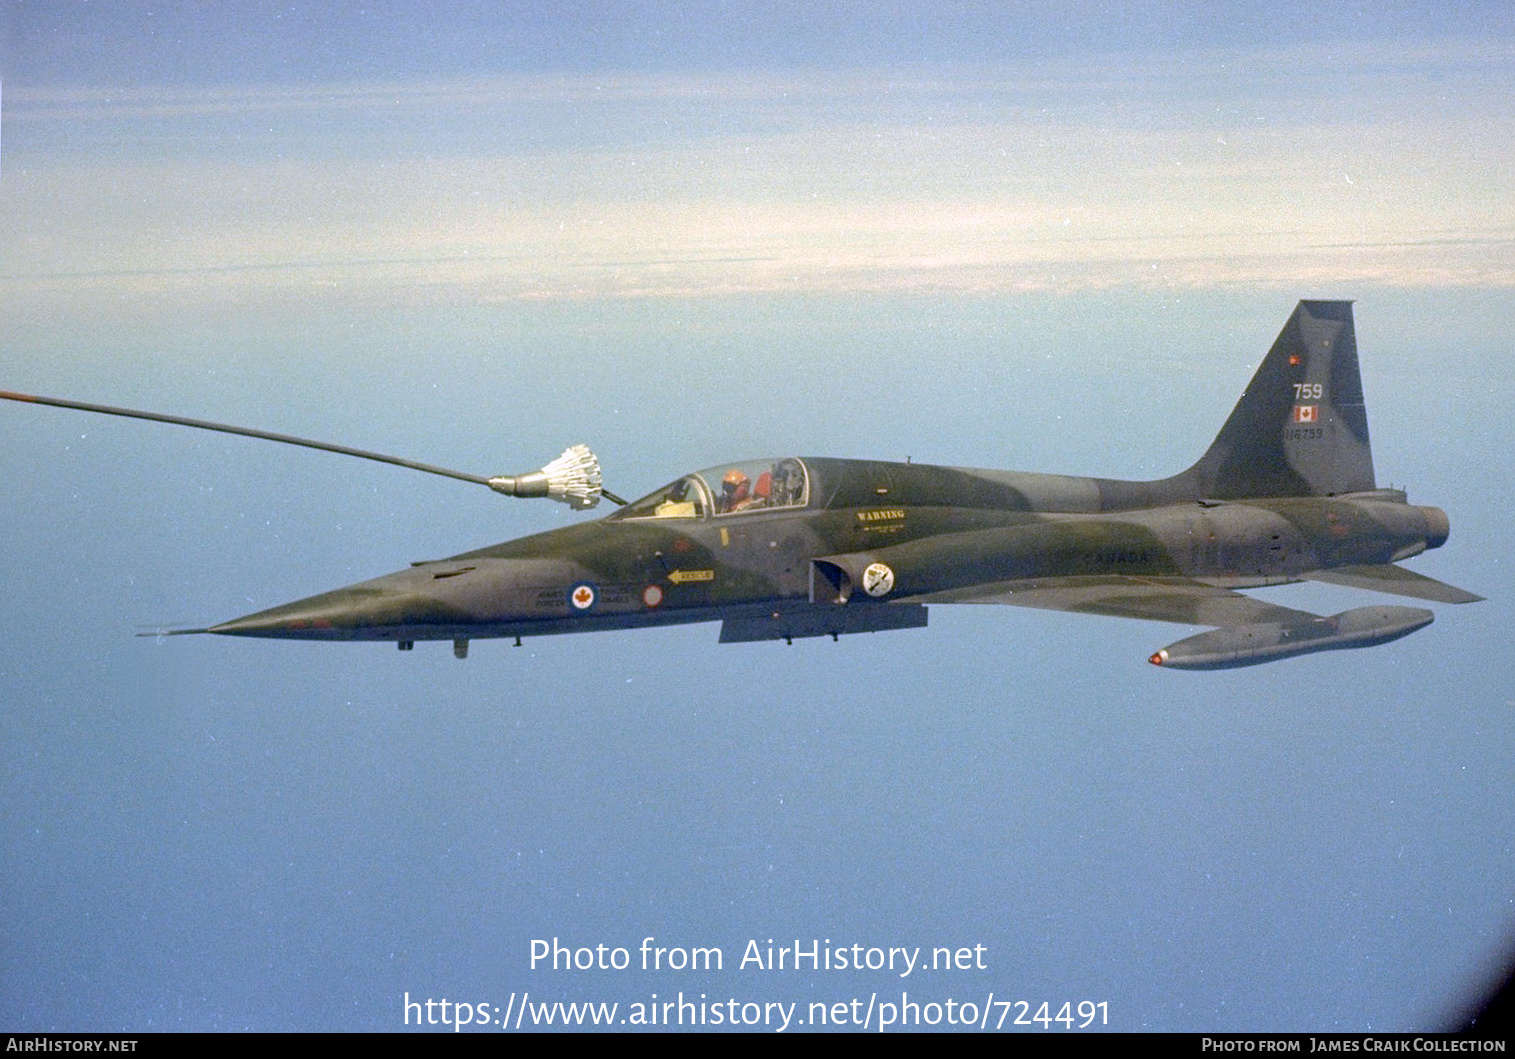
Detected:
left=1184, top=300, right=1375, bottom=499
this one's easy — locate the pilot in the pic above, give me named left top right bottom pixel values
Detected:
left=719, top=469, right=752, bottom=513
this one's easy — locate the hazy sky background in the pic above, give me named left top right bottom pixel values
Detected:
left=2, top=1, right=1513, bottom=1032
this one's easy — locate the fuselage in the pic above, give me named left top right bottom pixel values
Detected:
left=208, top=456, right=1450, bottom=644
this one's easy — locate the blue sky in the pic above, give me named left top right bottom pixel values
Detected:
left=5, top=2, right=1512, bottom=83
left=2, top=1, right=1514, bottom=1033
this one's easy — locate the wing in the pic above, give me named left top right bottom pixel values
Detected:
left=903, top=572, right=1456, bottom=669
left=902, top=574, right=1321, bottom=628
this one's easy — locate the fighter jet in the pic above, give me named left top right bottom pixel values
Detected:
left=2, top=301, right=1481, bottom=668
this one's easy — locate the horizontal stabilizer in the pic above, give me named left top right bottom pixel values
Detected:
left=1306, top=564, right=1484, bottom=604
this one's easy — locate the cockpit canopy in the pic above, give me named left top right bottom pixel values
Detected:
left=611, top=457, right=810, bottom=520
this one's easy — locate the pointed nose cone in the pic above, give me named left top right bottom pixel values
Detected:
left=203, top=556, right=588, bottom=642
left=208, top=584, right=464, bottom=640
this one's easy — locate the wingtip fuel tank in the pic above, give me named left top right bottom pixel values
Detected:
left=1149, top=605, right=1435, bottom=670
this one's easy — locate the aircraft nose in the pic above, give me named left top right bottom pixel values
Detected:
left=204, top=557, right=584, bottom=640
left=207, top=584, right=466, bottom=639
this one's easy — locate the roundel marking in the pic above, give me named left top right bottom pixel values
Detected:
left=642, top=584, right=665, bottom=608
left=569, top=583, right=597, bottom=610
left=862, top=562, right=895, bottom=598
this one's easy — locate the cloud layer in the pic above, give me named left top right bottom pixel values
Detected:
left=4, top=44, right=1513, bottom=303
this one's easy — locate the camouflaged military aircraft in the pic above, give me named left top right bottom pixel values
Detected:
left=1, top=301, right=1481, bottom=668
